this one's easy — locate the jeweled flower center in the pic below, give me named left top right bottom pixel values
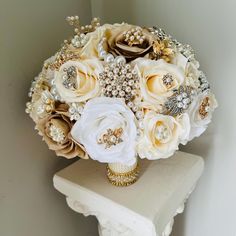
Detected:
left=97, top=128, right=123, bottom=149
left=62, top=66, right=77, bottom=89
left=49, top=125, right=66, bottom=143
left=162, top=73, right=174, bottom=88
left=199, top=97, right=210, bottom=119
left=123, top=27, right=146, bottom=46
left=165, top=86, right=193, bottom=116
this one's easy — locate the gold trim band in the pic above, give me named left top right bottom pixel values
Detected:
left=106, top=163, right=140, bottom=187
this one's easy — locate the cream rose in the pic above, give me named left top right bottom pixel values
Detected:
left=133, top=58, right=185, bottom=109
left=71, top=97, right=137, bottom=165
left=54, top=59, right=102, bottom=103
left=137, top=111, right=190, bottom=160
left=188, top=90, right=218, bottom=140
left=172, top=53, right=200, bottom=88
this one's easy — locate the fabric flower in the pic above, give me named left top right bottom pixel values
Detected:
left=54, top=59, right=103, bottom=103
left=188, top=90, right=218, bottom=140
left=79, top=24, right=114, bottom=59
left=105, top=23, right=154, bottom=61
left=172, top=53, right=200, bottom=88
left=134, top=58, right=185, bottom=109
left=36, top=103, right=87, bottom=159
left=137, top=111, right=190, bottom=160
left=71, top=97, right=137, bottom=165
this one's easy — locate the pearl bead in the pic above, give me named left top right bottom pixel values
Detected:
left=177, top=102, right=183, bottom=108
left=105, top=54, right=114, bottom=63
left=99, top=50, right=106, bottom=58
left=115, top=56, right=126, bottom=64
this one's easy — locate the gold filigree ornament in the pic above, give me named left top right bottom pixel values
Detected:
left=199, top=97, right=210, bottom=119
left=150, top=39, right=174, bottom=62
left=107, top=161, right=140, bottom=187
left=97, top=128, right=124, bottom=149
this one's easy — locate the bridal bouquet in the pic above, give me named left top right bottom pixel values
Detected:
left=26, top=16, right=217, bottom=185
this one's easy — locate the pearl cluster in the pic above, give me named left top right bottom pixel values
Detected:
left=71, top=34, right=88, bottom=48
left=68, top=102, right=84, bottom=121
left=123, top=27, right=146, bottom=46
left=49, top=125, right=66, bottom=143
left=97, top=128, right=123, bottom=149
left=67, top=16, right=100, bottom=49
left=198, top=72, right=210, bottom=92
left=28, top=75, right=47, bottom=98
left=66, top=16, right=100, bottom=34
left=98, top=60, right=139, bottom=103
left=165, top=86, right=193, bottom=116
left=162, top=73, right=174, bottom=88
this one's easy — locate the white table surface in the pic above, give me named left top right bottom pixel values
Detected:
left=53, top=151, right=204, bottom=236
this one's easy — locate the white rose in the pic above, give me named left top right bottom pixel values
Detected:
left=137, top=111, right=190, bottom=160
left=54, top=59, right=103, bottom=103
left=133, top=58, right=185, bottom=109
left=188, top=90, right=218, bottom=140
left=71, top=97, right=137, bottom=165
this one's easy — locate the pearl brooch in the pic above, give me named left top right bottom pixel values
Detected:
left=62, top=66, right=77, bottom=90
left=98, top=59, right=139, bottom=103
left=165, top=86, right=193, bottom=116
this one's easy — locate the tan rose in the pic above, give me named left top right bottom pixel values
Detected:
left=36, top=103, right=87, bottom=159
left=105, top=23, right=154, bottom=61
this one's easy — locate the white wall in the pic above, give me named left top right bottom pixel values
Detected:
left=91, top=0, right=236, bottom=235
left=0, top=1, right=98, bottom=235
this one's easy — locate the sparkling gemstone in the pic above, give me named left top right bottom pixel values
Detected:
left=177, top=95, right=182, bottom=101
left=177, top=102, right=183, bottom=108
left=183, top=98, right=190, bottom=104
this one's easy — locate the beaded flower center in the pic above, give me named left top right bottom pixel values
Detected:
left=123, top=27, right=146, bottom=46
left=49, top=125, right=66, bottom=143
left=97, top=128, right=123, bottom=149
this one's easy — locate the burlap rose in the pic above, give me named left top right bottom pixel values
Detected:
left=105, top=24, right=154, bottom=61
left=36, top=103, right=87, bottom=159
